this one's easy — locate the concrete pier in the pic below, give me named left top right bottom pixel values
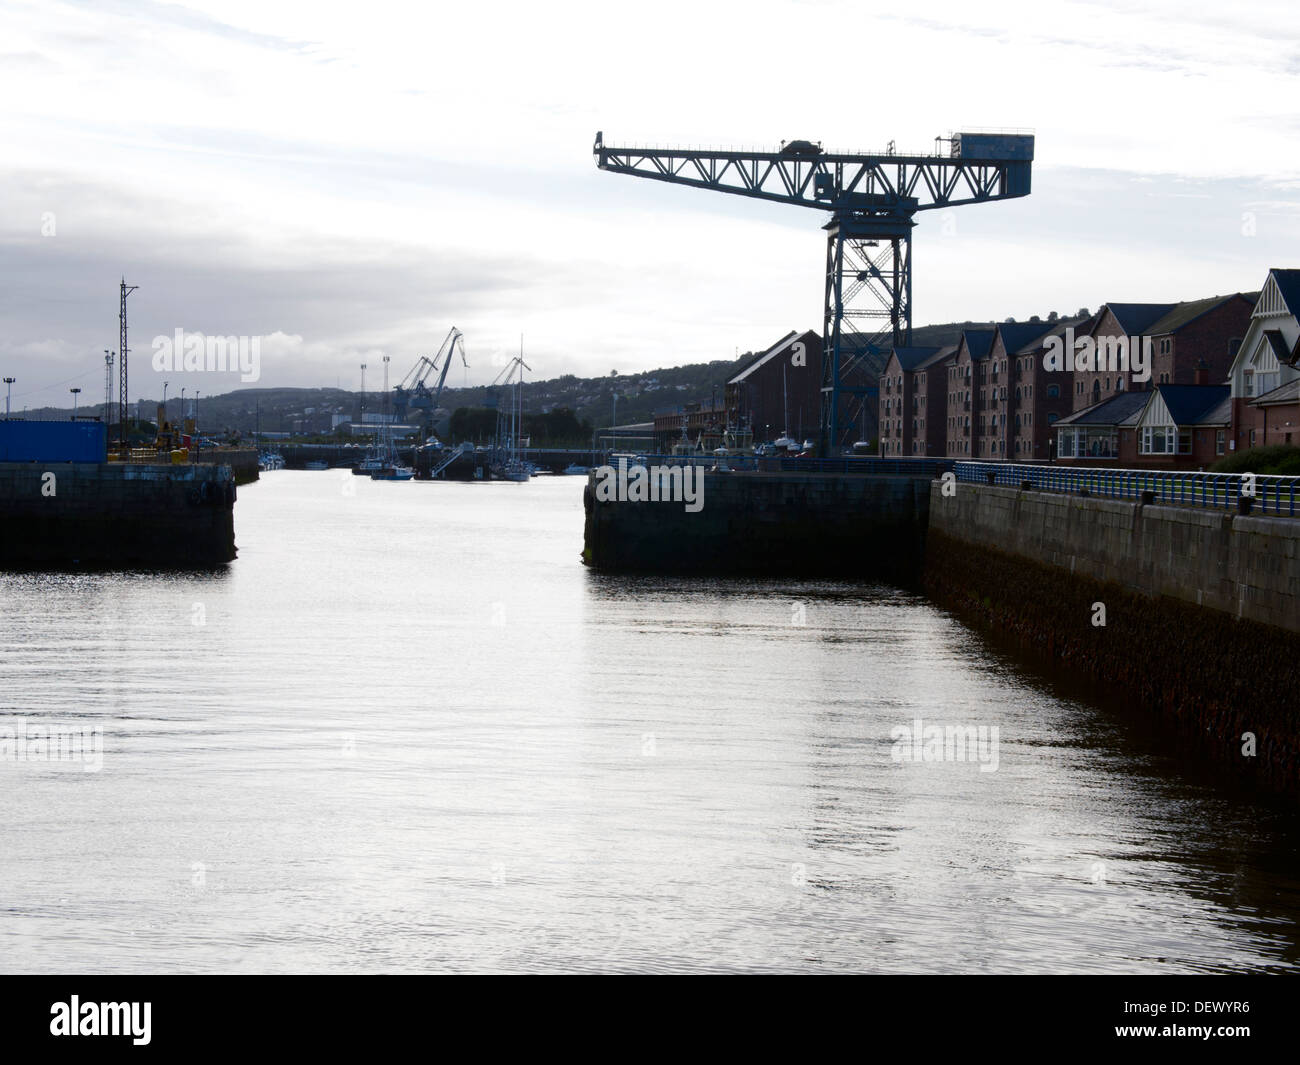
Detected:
left=583, top=469, right=933, bottom=582
left=0, top=462, right=237, bottom=569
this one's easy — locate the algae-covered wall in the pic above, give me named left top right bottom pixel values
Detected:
left=0, top=462, right=237, bottom=568
left=924, top=482, right=1300, bottom=790
left=584, top=471, right=932, bottom=582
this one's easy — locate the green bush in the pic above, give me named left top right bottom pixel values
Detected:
left=1210, top=444, right=1300, bottom=475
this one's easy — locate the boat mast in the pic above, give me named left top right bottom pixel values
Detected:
left=783, top=362, right=789, bottom=437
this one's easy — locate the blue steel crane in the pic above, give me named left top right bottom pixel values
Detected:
left=393, top=327, right=469, bottom=441
left=592, top=130, right=1034, bottom=453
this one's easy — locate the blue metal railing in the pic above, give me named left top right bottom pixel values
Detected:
left=955, top=461, right=1300, bottom=517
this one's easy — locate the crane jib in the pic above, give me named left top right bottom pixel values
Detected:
left=592, top=130, right=1034, bottom=455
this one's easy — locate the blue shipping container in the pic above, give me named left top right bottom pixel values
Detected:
left=0, top=420, right=106, bottom=462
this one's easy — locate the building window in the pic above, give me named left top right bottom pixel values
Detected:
left=1216, top=430, right=1225, bottom=455
left=1141, top=424, right=1178, bottom=455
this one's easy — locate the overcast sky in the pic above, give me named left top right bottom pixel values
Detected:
left=2, top=0, right=1299, bottom=409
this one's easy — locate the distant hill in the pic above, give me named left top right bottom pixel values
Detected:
left=18, top=312, right=1083, bottom=435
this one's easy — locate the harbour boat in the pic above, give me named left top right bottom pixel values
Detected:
left=494, top=460, right=530, bottom=482
left=364, top=365, right=415, bottom=481
left=562, top=463, right=589, bottom=475
left=369, top=464, right=415, bottom=481
left=304, top=460, right=329, bottom=471
left=258, top=451, right=285, bottom=471
left=352, top=451, right=386, bottom=475
left=488, top=338, right=532, bottom=482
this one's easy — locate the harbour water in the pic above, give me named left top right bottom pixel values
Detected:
left=1, top=472, right=1297, bottom=973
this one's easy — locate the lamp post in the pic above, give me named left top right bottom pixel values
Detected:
left=3, top=377, right=14, bottom=419
left=70, top=387, right=80, bottom=418
left=181, top=387, right=186, bottom=422
left=360, top=363, right=367, bottom=427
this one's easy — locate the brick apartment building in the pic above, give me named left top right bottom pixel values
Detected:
left=979, top=318, right=1092, bottom=461
left=1009, top=314, right=1094, bottom=461
left=879, top=346, right=941, bottom=457
left=943, top=329, right=995, bottom=457
left=1071, top=296, right=1253, bottom=411
left=1226, top=269, right=1300, bottom=451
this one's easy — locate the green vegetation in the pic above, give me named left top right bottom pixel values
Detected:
left=1210, top=445, right=1300, bottom=476
left=450, top=406, right=593, bottom=446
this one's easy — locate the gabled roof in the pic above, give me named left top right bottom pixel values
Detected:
left=727, top=330, right=818, bottom=385
left=1153, top=384, right=1231, bottom=425
left=1099, top=303, right=1177, bottom=336
left=886, top=346, right=943, bottom=372
left=1190, top=395, right=1232, bottom=425
left=958, top=329, right=995, bottom=361
left=1269, top=269, right=1300, bottom=317
left=1144, top=293, right=1254, bottom=336
left=1252, top=378, right=1300, bottom=406
left=1262, top=329, right=1292, bottom=365
left=1012, top=313, right=1098, bottom=355
left=917, top=344, right=958, bottom=370
left=1054, top=390, right=1150, bottom=427
left=994, top=321, right=1054, bottom=354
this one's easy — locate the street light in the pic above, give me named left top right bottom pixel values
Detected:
left=70, top=387, right=81, bottom=418
left=104, top=352, right=114, bottom=424
left=3, top=377, right=14, bottom=419
left=162, top=381, right=168, bottom=424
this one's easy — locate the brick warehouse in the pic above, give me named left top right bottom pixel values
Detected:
left=724, top=329, right=821, bottom=446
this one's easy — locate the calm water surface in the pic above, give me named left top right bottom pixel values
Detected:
left=1, top=472, right=1297, bottom=973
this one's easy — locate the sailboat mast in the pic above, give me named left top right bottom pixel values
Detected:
left=783, top=362, right=789, bottom=436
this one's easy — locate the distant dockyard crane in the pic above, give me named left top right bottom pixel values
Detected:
left=592, top=130, right=1035, bottom=453
left=392, top=327, right=469, bottom=441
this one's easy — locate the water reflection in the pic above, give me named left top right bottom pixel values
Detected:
left=0, top=474, right=1295, bottom=972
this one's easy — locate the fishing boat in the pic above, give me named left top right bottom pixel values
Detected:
left=494, top=460, right=530, bottom=482
left=366, top=362, right=415, bottom=481
left=488, top=338, right=532, bottom=482
left=369, top=464, right=415, bottom=481
left=352, top=447, right=386, bottom=475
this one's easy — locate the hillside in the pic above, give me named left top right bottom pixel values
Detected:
left=17, top=312, right=1084, bottom=436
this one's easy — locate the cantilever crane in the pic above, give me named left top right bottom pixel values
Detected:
left=393, top=327, right=469, bottom=440
left=593, top=130, right=1034, bottom=453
